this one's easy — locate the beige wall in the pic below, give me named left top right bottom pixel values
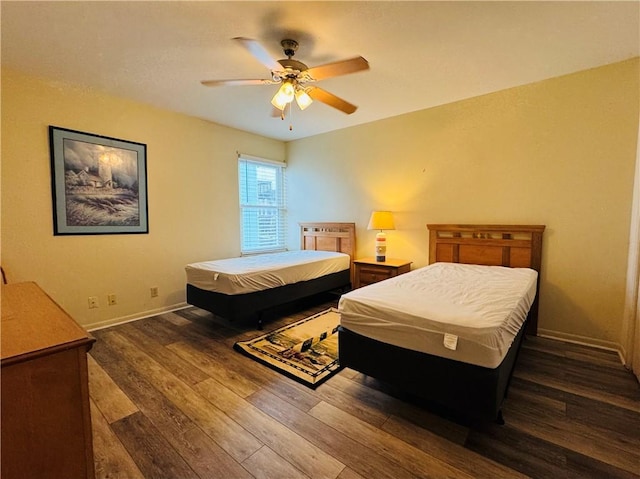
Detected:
left=1, top=69, right=285, bottom=329
left=286, top=58, right=640, bottom=348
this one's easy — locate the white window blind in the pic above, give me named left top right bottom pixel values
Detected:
left=238, top=154, right=287, bottom=254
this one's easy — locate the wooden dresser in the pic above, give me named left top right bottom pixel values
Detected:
left=1, top=282, right=96, bottom=479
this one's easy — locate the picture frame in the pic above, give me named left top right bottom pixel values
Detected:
left=49, top=126, right=148, bottom=235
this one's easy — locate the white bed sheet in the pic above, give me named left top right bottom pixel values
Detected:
left=338, top=262, right=538, bottom=368
left=186, top=250, right=350, bottom=295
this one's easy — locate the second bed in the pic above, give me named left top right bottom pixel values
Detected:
left=186, top=222, right=355, bottom=328
left=338, top=224, right=545, bottom=423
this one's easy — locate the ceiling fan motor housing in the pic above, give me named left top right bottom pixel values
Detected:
left=281, top=39, right=299, bottom=58
left=277, top=59, right=308, bottom=74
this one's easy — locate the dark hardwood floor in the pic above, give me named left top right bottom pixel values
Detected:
left=88, top=294, right=640, bottom=478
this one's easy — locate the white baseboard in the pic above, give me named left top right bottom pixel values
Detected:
left=537, top=328, right=624, bottom=364
left=86, top=302, right=190, bottom=332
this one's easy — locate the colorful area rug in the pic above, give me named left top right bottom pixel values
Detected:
left=234, top=308, right=342, bottom=388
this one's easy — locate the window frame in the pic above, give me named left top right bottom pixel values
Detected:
left=237, top=154, right=287, bottom=255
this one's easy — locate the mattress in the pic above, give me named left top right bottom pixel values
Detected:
left=338, top=262, right=538, bottom=368
left=186, top=250, right=350, bottom=295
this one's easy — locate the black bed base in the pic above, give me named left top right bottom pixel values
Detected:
left=187, top=270, right=350, bottom=328
left=338, top=323, right=528, bottom=423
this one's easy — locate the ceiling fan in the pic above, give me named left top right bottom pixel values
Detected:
left=201, top=37, right=369, bottom=115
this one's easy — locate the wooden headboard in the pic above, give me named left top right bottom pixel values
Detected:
left=300, top=222, right=356, bottom=284
left=427, top=224, right=545, bottom=334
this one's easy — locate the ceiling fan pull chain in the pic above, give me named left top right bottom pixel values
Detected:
left=289, top=102, right=294, bottom=131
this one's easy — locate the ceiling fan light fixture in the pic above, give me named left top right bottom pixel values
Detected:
left=271, top=81, right=295, bottom=110
left=294, top=88, right=313, bottom=110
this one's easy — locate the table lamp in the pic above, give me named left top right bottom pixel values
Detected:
left=367, top=211, right=395, bottom=262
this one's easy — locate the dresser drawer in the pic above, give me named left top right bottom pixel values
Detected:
left=353, top=258, right=412, bottom=289
left=358, top=268, right=394, bottom=285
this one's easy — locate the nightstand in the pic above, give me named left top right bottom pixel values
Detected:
left=353, top=257, right=412, bottom=288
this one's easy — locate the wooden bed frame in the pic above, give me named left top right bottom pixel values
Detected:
left=186, top=222, right=355, bottom=329
left=338, top=224, right=545, bottom=423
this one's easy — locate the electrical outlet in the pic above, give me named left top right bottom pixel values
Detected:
left=88, top=296, right=99, bottom=309
left=150, top=286, right=159, bottom=298
left=107, top=294, right=117, bottom=306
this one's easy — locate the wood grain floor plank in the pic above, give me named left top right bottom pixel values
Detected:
left=566, top=397, right=640, bottom=440
left=175, top=425, right=254, bottom=479
left=466, top=422, right=575, bottom=478
left=263, top=374, right=323, bottom=412
left=110, top=411, right=199, bottom=479
left=128, top=315, right=186, bottom=346
left=167, top=340, right=262, bottom=397
left=194, top=378, right=346, bottom=479
left=505, top=382, right=567, bottom=415
left=523, top=336, right=621, bottom=362
left=522, top=349, right=638, bottom=392
left=514, top=369, right=640, bottom=413
left=381, top=413, right=530, bottom=479
left=98, top=330, right=264, bottom=462
left=327, top=372, right=473, bottom=438
left=505, top=390, right=640, bottom=473
left=242, top=446, right=310, bottom=479
left=510, top=376, right=640, bottom=441
left=168, top=319, right=286, bottom=390
left=160, top=310, right=195, bottom=327
left=338, top=372, right=470, bottom=445
left=518, top=348, right=640, bottom=398
left=522, top=337, right=627, bottom=372
left=91, top=329, right=126, bottom=367
left=88, top=355, right=139, bottom=424
left=469, top=419, right=639, bottom=479
left=336, top=467, right=366, bottom=479
left=310, top=401, right=474, bottom=479
left=174, top=312, right=236, bottom=343
left=116, top=322, right=210, bottom=386
left=514, top=362, right=640, bottom=412
left=90, top=341, right=253, bottom=479
left=248, top=387, right=420, bottom=479
left=565, top=449, right=640, bottom=479
left=174, top=307, right=216, bottom=321
left=337, top=367, right=359, bottom=380
left=90, top=399, right=145, bottom=479
left=175, top=307, right=244, bottom=338
left=313, top=378, right=390, bottom=428
left=193, top=378, right=254, bottom=415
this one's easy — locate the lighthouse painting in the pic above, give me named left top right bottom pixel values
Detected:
left=49, top=126, right=148, bottom=235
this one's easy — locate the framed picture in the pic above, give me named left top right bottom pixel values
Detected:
left=49, top=126, right=148, bottom=235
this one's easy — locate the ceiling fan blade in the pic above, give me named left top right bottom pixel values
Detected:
left=306, top=86, right=358, bottom=114
left=201, top=78, right=275, bottom=87
left=233, top=37, right=281, bottom=71
left=304, top=56, right=369, bottom=81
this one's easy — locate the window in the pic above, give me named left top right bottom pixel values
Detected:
left=238, top=154, right=286, bottom=254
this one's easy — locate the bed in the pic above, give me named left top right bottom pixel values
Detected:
left=338, top=224, right=545, bottom=423
left=186, top=222, right=355, bottom=328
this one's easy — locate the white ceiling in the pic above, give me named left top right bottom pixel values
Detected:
left=2, top=1, right=638, bottom=142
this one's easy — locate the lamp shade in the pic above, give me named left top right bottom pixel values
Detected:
left=271, top=81, right=295, bottom=110
left=294, top=88, right=313, bottom=110
left=367, top=211, right=395, bottom=231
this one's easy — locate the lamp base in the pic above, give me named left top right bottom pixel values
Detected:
left=375, top=231, right=387, bottom=263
